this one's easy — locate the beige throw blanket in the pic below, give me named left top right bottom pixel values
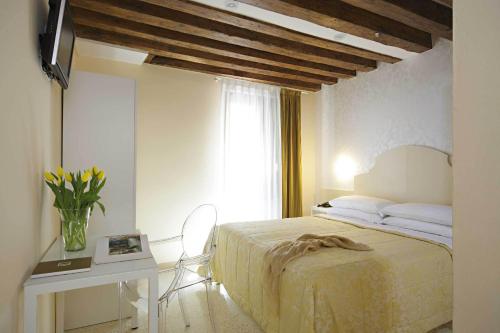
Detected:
left=263, top=233, right=372, bottom=303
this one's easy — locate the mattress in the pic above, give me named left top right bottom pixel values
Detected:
left=212, top=216, right=452, bottom=333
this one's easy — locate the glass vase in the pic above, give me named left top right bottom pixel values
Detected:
left=59, top=208, right=91, bottom=251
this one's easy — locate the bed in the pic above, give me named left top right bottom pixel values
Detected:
left=212, top=146, right=453, bottom=333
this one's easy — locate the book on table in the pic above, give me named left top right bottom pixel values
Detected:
left=94, top=234, right=152, bottom=264
left=31, top=257, right=92, bottom=278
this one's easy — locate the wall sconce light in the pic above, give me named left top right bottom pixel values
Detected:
left=334, top=154, right=358, bottom=190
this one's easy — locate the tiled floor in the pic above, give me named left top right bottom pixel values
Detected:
left=67, top=282, right=452, bottom=333
left=66, top=282, right=262, bottom=333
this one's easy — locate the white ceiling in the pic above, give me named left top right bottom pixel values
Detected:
left=194, top=0, right=417, bottom=60
left=75, top=38, right=148, bottom=64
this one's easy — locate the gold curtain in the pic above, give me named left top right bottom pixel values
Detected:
left=280, top=89, right=303, bottom=218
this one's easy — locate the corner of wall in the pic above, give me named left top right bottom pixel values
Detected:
left=0, top=0, right=62, bottom=332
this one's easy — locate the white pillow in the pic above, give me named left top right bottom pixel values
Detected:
left=381, top=203, right=452, bottom=226
left=329, top=195, right=394, bottom=215
left=326, top=207, right=382, bottom=224
left=381, top=216, right=452, bottom=238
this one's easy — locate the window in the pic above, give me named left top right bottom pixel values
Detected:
left=220, top=79, right=281, bottom=223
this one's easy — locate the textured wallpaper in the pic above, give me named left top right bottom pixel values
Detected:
left=318, top=39, right=452, bottom=190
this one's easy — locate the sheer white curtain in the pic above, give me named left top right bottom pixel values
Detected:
left=220, top=79, right=281, bottom=223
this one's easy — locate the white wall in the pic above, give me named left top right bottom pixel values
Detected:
left=74, top=55, right=318, bottom=262
left=318, top=39, right=452, bottom=193
left=453, top=0, right=500, bottom=331
left=73, top=57, right=223, bottom=259
left=0, top=1, right=61, bottom=332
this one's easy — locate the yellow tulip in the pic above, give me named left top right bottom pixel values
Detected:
left=81, top=171, right=92, bottom=182
left=92, top=165, right=99, bottom=175
left=57, top=177, right=63, bottom=185
left=44, top=171, right=55, bottom=182
left=97, top=170, right=105, bottom=180
left=65, top=172, right=73, bottom=182
left=56, top=166, right=64, bottom=177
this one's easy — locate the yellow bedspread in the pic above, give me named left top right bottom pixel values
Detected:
left=212, top=216, right=452, bottom=333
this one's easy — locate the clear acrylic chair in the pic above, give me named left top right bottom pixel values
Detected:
left=121, top=204, right=218, bottom=332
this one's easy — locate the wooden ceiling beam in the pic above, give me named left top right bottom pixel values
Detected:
left=71, top=7, right=354, bottom=79
left=75, top=24, right=337, bottom=85
left=70, top=0, right=376, bottom=71
left=141, top=0, right=400, bottom=64
left=237, top=0, right=433, bottom=52
left=342, top=0, right=452, bottom=39
left=147, top=56, right=323, bottom=92
left=432, top=0, right=452, bottom=8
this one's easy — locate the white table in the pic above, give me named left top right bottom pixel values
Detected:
left=23, top=236, right=158, bottom=333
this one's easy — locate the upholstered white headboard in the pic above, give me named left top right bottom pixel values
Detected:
left=353, top=145, right=452, bottom=205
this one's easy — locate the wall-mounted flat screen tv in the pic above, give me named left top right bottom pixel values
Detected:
left=40, top=0, right=75, bottom=89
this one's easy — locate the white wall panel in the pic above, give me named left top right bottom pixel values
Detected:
left=63, top=70, right=136, bottom=236
left=62, top=70, right=136, bottom=329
